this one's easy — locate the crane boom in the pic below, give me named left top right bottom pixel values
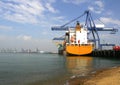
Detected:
left=51, top=26, right=69, bottom=31
left=52, top=26, right=118, bottom=32
left=88, top=27, right=118, bottom=31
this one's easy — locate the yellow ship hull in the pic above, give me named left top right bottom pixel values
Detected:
left=66, top=44, right=93, bottom=55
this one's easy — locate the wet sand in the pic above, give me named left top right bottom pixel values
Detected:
left=68, top=66, right=120, bottom=85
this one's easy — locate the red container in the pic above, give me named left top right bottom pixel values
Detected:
left=113, top=46, right=120, bottom=51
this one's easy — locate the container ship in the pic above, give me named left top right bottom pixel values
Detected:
left=64, top=21, right=93, bottom=55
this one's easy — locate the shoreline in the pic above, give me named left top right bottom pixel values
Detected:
left=67, top=66, right=120, bottom=85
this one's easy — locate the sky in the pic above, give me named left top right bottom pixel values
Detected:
left=0, top=0, right=120, bottom=52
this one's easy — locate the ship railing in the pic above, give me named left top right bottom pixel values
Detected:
left=66, top=43, right=93, bottom=46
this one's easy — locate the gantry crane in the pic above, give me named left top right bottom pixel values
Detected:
left=51, top=10, right=118, bottom=50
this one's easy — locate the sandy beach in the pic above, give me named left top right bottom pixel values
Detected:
left=68, top=66, right=120, bottom=85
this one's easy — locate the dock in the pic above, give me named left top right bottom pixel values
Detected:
left=92, top=50, right=120, bottom=58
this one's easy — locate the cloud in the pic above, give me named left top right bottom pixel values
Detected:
left=0, top=0, right=44, bottom=23
left=62, top=0, right=104, bottom=14
left=45, top=3, right=58, bottom=13
left=88, top=1, right=104, bottom=14
left=63, top=0, right=87, bottom=5
left=0, top=25, right=13, bottom=30
left=51, top=16, right=66, bottom=24
left=17, top=35, right=32, bottom=41
left=100, top=17, right=120, bottom=25
left=0, top=0, right=59, bottom=24
left=42, top=31, right=48, bottom=35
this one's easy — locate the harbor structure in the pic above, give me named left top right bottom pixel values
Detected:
left=51, top=11, right=118, bottom=56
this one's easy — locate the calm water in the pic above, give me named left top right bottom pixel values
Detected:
left=0, top=53, right=120, bottom=85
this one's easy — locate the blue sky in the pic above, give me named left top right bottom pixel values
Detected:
left=0, top=0, right=120, bottom=52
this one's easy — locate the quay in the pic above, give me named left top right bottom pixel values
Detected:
left=92, top=50, right=120, bottom=58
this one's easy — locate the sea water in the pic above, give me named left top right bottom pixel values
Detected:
left=0, top=53, right=120, bottom=85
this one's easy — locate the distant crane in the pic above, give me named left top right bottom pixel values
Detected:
left=51, top=10, right=118, bottom=50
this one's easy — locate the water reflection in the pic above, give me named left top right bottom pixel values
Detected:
left=66, top=56, right=93, bottom=75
